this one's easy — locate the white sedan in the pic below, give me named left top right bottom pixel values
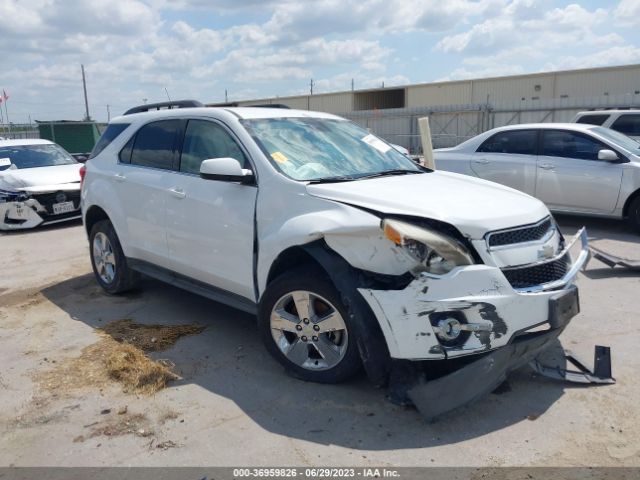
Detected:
left=434, top=123, right=640, bottom=232
left=0, top=139, right=83, bottom=230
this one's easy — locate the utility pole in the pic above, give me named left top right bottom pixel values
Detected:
left=81, top=64, right=91, bottom=121
left=106, top=105, right=111, bottom=122
left=225, top=89, right=228, bottom=103
left=310, top=78, right=314, bottom=95
left=2, top=91, right=10, bottom=135
left=351, top=78, right=354, bottom=91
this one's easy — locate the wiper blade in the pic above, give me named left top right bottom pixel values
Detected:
left=307, top=175, right=359, bottom=184
left=356, top=169, right=424, bottom=180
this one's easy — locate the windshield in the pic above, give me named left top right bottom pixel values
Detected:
left=590, top=126, right=640, bottom=153
left=0, top=144, right=77, bottom=171
left=241, top=117, right=421, bottom=181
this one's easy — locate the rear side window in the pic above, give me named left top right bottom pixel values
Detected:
left=611, top=114, right=640, bottom=136
left=541, top=130, right=607, bottom=161
left=180, top=120, right=248, bottom=175
left=477, top=130, right=537, bottom=155
left=90, top=123, right=129, bottom=159
left=130, top=120, right=181, bottom=170
left=575, top=114, right=609, bottom=126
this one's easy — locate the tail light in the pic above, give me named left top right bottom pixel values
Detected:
left=79, top=165, right=86, bottom=189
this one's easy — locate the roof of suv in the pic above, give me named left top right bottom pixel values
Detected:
left=490, top=123, right=599, bottom=133
left=576, top=110, right=640, bottom=115
left=111, top=107, right=341, bottom=124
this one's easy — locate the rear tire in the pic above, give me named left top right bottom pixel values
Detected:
left=89, top=219, right=140, bottom=294
left=628, top=196, right=640, bottom=233
left=258, top=267, right=361, bottom=383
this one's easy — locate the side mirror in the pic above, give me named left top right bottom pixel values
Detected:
left=597, top=149, right=620, bottom=162
left=200, top=157, right=254, bottom=184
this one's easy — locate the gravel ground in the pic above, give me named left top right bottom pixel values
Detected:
left=0, top=216, right=638, bottom=467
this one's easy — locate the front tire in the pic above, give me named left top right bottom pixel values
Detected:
left=89, top=219, right=139, bottom=294
left=258, top=268, right=362, bottom=383
left=628, top=196, right=640, bottom=233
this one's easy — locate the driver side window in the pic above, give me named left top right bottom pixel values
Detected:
left=541, top=130, right=608, bottom=161
left=180, top=120, right=247, bottom=175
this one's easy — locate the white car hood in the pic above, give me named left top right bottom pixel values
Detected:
left=0, top=164, right=81, bottom=193
left=306, top=171, right=550, bottom=239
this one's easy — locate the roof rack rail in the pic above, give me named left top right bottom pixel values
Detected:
left=123, top=100, right=204, bottom=116
left=245, top=104, right=291, bottom=109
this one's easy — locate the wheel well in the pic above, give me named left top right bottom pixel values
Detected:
left=623, top=189, right=640, bottom=218
left=266, top=245, right=326, bottom=286
left=84, top=205, right=110, bottom=236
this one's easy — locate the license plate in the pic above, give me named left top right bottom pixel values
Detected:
left=549, top=287, right=580, bottom=328
left=52, top=201, right=75, bottom=215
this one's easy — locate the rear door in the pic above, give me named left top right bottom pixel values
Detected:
left=536, top=129, right=623, bottom=213
left=114, top=119, right=181, bottom=266
left=165, top=118, right=257, bottom=300
left=471, top=129, right=538, bottom=195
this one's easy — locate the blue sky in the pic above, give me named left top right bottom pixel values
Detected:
left=1, top=0, right=638, bottom=123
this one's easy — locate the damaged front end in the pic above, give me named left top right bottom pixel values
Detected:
left=0, top=188, right=81, bottom=231
left=343, top=218, right=611, bottom=420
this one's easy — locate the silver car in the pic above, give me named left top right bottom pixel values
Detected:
left=435, top=123, right=640, bottom=232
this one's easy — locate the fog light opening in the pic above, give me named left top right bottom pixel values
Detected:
left=429, top=312, right=471, bottom=347
left=436, top=317, right=462, bottom=341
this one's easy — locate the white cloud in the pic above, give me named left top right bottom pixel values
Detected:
left=1, top=0, right=639, bottom=122
left=614, top=0, right=640, bottom=26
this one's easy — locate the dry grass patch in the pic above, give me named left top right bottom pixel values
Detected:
left=100, top=318, right=205, bottom=352
left=37, top=319, right=205, bottom=395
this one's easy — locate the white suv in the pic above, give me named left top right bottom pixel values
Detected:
left=573, top=110, right=640, bottom=141
left=82, top=101, right=590, bottom=418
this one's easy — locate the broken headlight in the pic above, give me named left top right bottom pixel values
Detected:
left=382, top=218, right=474, bottom=274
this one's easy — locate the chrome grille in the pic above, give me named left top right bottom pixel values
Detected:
left=487, top=217, right=553, bottom=248
left=502, top=253, right=570, bottom=290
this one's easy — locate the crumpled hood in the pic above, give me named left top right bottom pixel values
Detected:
left=0, top=164, right=81, bottom=193
left=306, top=171, right=550, bottom=239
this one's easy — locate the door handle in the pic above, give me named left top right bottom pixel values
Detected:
left=474, top=159, right=490, bottom=165
left=113, top=173, right=126, bottom=182
left=168, top=187, right=186, bottom=199
left=538, top=163, right=555, bottom=170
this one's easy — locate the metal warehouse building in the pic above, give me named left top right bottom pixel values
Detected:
left=209, top=63, right=640, bottom=152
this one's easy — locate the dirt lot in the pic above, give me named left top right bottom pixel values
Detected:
left=0, top=216, right=638, bottom=467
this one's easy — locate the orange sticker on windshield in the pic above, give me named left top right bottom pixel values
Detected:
left=271, top=151, right=288, bottom=163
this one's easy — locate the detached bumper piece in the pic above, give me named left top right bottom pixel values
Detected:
left=397, top=328, right=564, bottom=421
left=529, top=342, right=615, bottom=384
left=589, top=245, right=640, bottom=272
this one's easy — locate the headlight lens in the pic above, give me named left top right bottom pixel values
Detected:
left=382, top=218, right=474, bottom=274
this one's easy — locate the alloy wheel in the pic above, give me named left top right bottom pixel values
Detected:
left=270, top=290, right=348, bottom=371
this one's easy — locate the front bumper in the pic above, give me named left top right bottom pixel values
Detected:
left=0, top=193, right=81, bottom=231
left=358, top=228, right=590, bottom=360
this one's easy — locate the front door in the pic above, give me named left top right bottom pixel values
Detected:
left=535, top=129, right=623, bottom=213
left=165, top=119, right=257, bottom=300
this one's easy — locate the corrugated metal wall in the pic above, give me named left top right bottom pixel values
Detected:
left=471, top=74, right=556, bottom=103
left=407, top=82, right=472, bottom=106
left=310, top=92, right=353, bottom=113
left=217, top=64, right=640, bottom=115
